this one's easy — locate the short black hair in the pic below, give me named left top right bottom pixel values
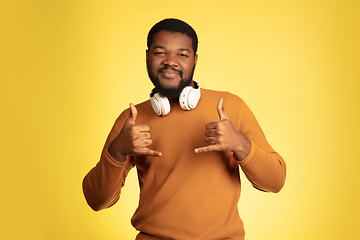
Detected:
left=147, top=18, right=198, bottom=54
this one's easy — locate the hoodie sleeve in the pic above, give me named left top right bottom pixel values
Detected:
left=229, top=96, right=286, bottom=193
left=82, top=109, right=135, bottom=211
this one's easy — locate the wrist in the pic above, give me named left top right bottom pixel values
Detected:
left=232, top=138, right=251, bottom=161
left=108, top=142, right=127, bottom=162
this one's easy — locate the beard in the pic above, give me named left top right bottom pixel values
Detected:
left=147, top=62, right=196, bottom=98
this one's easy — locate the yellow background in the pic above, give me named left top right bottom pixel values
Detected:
left=1, top=0, right=359, bottom=239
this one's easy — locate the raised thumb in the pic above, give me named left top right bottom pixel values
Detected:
left=217, top=98, right=229, bottom=121
left=126, top=103, right=137, bottom=125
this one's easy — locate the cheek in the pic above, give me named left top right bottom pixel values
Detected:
left=152, top=57, right=164, bottom=67
left=148, top=60, right=159, bottom=74
left=183, top=63, right=195, bottom=76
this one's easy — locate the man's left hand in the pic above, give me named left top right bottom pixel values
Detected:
left=194, top=98, right=251, bottom=161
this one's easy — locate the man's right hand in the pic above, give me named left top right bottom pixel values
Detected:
left=108, top=103, right=162, bottom=162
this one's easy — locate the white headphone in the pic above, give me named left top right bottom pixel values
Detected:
left=150, top=81, right=201, bottom=116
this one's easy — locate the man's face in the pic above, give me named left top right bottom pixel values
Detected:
left=147, top=31, right=198, bottom=98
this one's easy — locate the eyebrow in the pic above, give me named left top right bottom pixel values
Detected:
left=153, top=45, right=165, bottom=50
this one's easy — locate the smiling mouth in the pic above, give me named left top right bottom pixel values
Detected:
left=159, top=68, right=182, bottom=78
left=161, top=70, right=179, bottom=77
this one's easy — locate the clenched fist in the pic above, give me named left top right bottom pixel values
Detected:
left=108, top=103, right=162, bottom=162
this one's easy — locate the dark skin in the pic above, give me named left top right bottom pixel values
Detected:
left=108, top=102, right=162, bottom=162
left=108, top=31, right=251, bottom=162
left=194, top=98, right=251, bottom=161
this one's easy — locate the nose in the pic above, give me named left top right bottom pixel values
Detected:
left=163, top=54, right=178, bottom=67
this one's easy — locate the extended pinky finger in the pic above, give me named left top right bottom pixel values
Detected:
left=194, top=145, right=219, bottom=153
left=141, top=148, right=162, bottom=157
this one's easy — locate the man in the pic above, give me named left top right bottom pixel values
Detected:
left=83, top=18, right=286, bottom=240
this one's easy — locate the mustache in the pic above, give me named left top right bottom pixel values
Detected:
left=158, top=66, right=183, bottom=77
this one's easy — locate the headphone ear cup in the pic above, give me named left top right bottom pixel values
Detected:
left=151, top=93, right=171, bottom=116
left=188, top=87, right=201, bottom=109
left=179, top=86, right=192, bottom=110
left=179, top=86, right=201, bottom=110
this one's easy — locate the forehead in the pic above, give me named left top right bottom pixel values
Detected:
left=150, top=31, right=194, bottom=52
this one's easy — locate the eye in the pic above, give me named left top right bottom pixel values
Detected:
left=154, top=52, right=165, bottom=55
left=178, top=53, right=188, bottom=58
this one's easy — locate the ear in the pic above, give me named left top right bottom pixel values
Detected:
left=194, top=53, right=198, bottom=66
left=146, top=49, right=149, bottom=62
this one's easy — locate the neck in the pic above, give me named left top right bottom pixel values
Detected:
left=169, top=81, right=196, bottom=103
left=168, top=96, right=178, bottom=103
